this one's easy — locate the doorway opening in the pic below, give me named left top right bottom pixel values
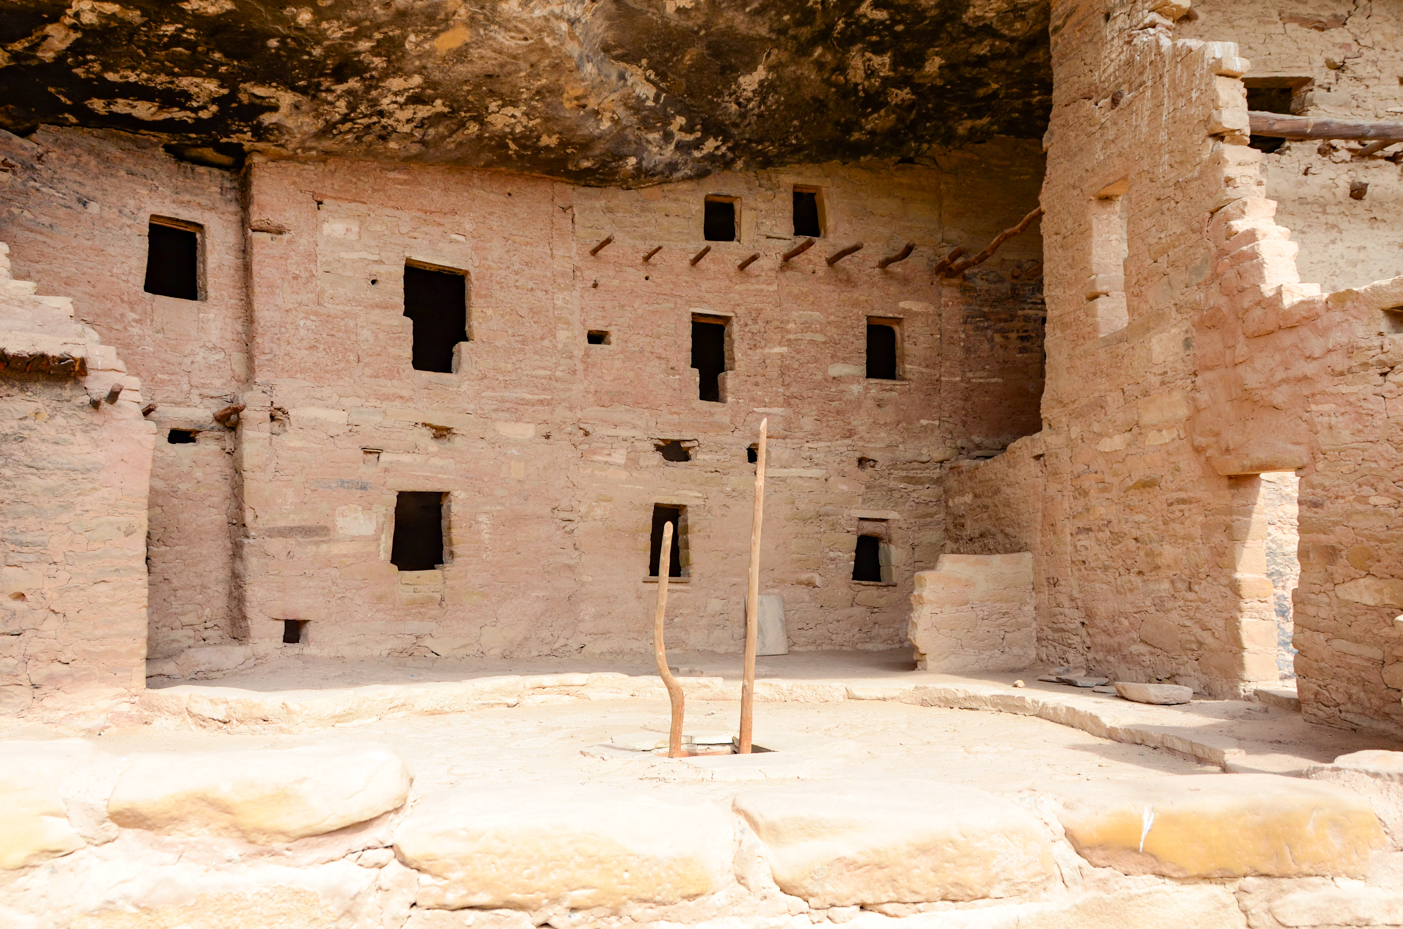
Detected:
left=1229, top=472, right=1300, bottom=682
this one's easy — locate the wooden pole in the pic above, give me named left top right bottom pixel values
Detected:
left=739, top=418, right=767, bottom=753
left=690, top=246, right=711, bottom=266
left=781, top=238, right=815, bottom=262
left=877, top=242, right=915, bottom=269
left=826, top=242, right=864, bottom=266
left=940, top=207, right=1043, bottom=277
left=653, top=521, right=685, bottom=758
left=930, top=246, right=967, bottom=277
left=1249, top=111, right=1403, bottom=142
left=589, top=234, right=614, bottom=256
left=643, top=246, right=663, bottom=262
left=737, top=253, right=760, bottom=271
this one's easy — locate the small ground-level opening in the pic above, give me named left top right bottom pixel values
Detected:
left=587, top=330, right=610, bottom=345
left=655, top=439, right=693, bottom=462
left=282, top=619, right=308, bottom=645
left=167, top=429, right=197, bottom=444
left=404, top=262, right=468, bottom=373
left=391, top=491, right=446, bottom=571
left=649, top=504, right=685, bottom=578
left=691, top=315, right=729, bottom=402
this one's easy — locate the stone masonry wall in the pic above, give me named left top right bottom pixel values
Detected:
left=234, top=144, right=1044, bottom=659
left=0, top=243, right=154, bottom=713
left=1182, top=1, right=1403, bottom=293
left=0, top=128, right=246, bottom=661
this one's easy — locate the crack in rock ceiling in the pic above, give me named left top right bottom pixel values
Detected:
left=0, top=0, right=1051, bottom=184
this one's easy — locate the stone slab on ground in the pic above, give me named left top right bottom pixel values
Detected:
left=107, top=744, right=411, bottom=844
left=1115, top=682, right=1193, bottom=705
left=393, top=785, right=733, bottom=910
left=1049, top=773, right=1386, bottom=879
left=909, top=554, right=1036, bottom=673
left=0, top=740, right=97, bottom=869
left=732, top=779, right=1055, bottom=907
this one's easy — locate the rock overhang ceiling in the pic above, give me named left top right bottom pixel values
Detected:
left=0, top=0, right=1051, bottom=185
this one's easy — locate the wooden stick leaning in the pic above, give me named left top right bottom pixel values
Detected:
left=941, top=207, right=1043, bottom=277
left=653, top=521, right=685, bottom=758
left=738, top=418, right=767, bottom=753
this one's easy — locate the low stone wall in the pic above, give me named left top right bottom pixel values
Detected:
left=908, top=553, right=1036, bottom=672
left=2, top=738, right=1400, bottom=928
left=0, top=243, right=155, bottom=714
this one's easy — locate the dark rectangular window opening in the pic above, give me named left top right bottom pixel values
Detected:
left=747, top=444, right=758, bottom=464
left=167, top=429, right=198, bottom=444
left=404, top=262, right=468, bottom=373
left=282, top=619, right=308, bottom=645
left=704, top=197, right=737, bottom=242
left=853, top=535, right=883, bottom=582
left=587, top=330, right=610, bottom=345
left=793, top=188, right=822, bottom=237
left=649, top=504, right=684, bottom=578
left=144, top=219, right=201, bottom=301
left=391, top=491, right=445, bottom=571
left=691, top=315, right=728, bottom=402
left=866, top=319, right=900, bottom=380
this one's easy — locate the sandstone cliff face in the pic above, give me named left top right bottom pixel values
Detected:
left=0, top=0, right=1051, bottom=184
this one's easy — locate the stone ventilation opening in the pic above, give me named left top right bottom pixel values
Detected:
left=282, top=619, right=307, bottom=645
left=747, top=444, right=758, bottom=463
left=167, top=429, right=197, bottom=444
left=587, top=330, right=610, bottom=345
left=649, top=504, right=684, bottom=578
left=656, top=439, right=693, bottom=462
left=866, top=318, right=901, bottom=380
left=793, top=187, right=822, bottom=237
left=1244, top=78, right=1309, bottom=154
left=703, top=196, right=737, bottom=242
left=691, top=315, right=729, bottom=402
left=391, top=491, right=446, bottom=572
left=144, top=218, right=201, bottom=301
left=1229, top=473, right=1300, bottom=682
left=404, top=262, right=468, bottom=373
left=853, top=518, right=892, bottom=583
left=1089, top=178, right=1129, bottom=338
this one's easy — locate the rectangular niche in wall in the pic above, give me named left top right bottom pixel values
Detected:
left=852, top=518, right=892, bottom=584
left=793, top=187, right=823, bottom=237
left=391, top=491, right=446, bottom=571
left=1244, top=77, right=1310, bottom=154
left=703, top=196, right=738, bottom=242
left=866, top=317, right=901, bottom=380
left=144, top=218, right=201, bottom=301
left=649, top=504, right=685, bottom=578
left=403, top=262, right=468, bottom=373
left=282, top=619, right=308, bottom=645
left=691, top=314, right=729, bottom=402
left=1088, top=178, right=1129, bottom=338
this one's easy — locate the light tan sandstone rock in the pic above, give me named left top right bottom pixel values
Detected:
left=842, top=885, right=1248, bottom=929
left=107, top=744, right=411, bottom=844
left=1307, top=750, right=1403, bottom=845
left=1267, top=883, right=1403, bottom=928
left=0, top=740, right=95, bottom=869
left=908, top=554, right=1036, bottom=672
left=1050, top=774, right=1386, bottom=879
left=1114, top=681, right=1193, bottom=705
left=732, top=779, right=1055, bottom=907
left=393, top=786, right=734, bottom=910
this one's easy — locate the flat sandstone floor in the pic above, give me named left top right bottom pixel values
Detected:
left=69, top=698, right=1214, bottom=798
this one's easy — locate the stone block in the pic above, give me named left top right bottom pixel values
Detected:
left=108, top=744, right=411, bottom=844
left=756, top=594, right=788, bottom=656
left=393, top=785, right=733, bottom=910
left=1115, top=681, right=1192, bottom=705
left=732, top=779, right=1055, bottom=907
left=1050, top=774, right=1386, bottom=879
left=908, top=553, right=1034, bottom=672
left=0, top=740, right=94, bottom=869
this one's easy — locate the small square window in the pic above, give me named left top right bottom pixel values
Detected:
left=704, top=197, right=737, bottom=242
left=144, top=218, right=201, bottom=301
left=282, top=619, right=308, bottom=644
left=167, top=429, right=198, bottom=444
left=587, top=330, right=610, bottom=345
